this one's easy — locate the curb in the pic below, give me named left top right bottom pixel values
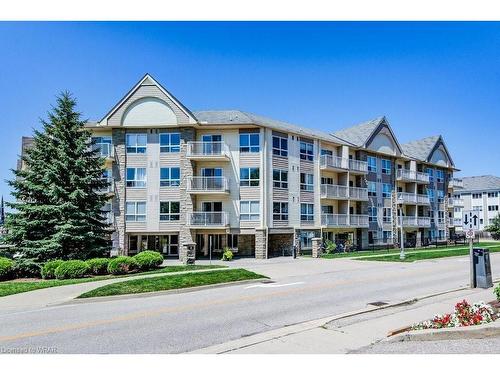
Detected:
left=61, top=277, right=268, bottom=305
left=387, top=320, right=500, bottom=342
left=189, top=284, right=483, bottom=354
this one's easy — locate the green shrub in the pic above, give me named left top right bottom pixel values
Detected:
left=107, top=256, right=139, bottom=275
left=495, top=283, right=500, bottom=301
left=41, top=260, right=65, bottom=279
left=54, top=260, right=90, bottom=280
left=12, top=259, right=42, bottom=278
left=133, top=251, right=164, bottom=271
left=221, top=248, right=233, bottom=261
left=0, top=257, right=14, bottom=280
left=86, top=258, right=110, bottom=275
left=325, top=240, right=335, bottom=254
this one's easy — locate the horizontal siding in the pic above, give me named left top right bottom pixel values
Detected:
left=299, top=160, right=314, bottom=173
left=240, top=187, right=260, bottom=200
left=159, top=153, right=182, bottom=165
left=300, top=191, right=315, bottom=203
left=126, top=154, right=147, bottom=167
left=159, top=222, right=183, bottom=231
left=126, top=188, right=147, bottom=200
left=240, top=220, right=260, bottom=228
left=272, top=156, right=288, bottom=169
left=159, top=188, right=181, bottom=200
left=125, top=222, right=147, bottom=232
left=239, top=153, right=261, bottom=167
left=273, top=188, right=289, bottom=201
left=272, top=220, right=290, bottom=228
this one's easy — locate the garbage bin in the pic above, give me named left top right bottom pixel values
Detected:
left=473, top=248, right=493, bottom=288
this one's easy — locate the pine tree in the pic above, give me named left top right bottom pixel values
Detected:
left=5, top=92, right=112, bottom=261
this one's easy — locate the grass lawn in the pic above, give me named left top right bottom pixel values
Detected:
left=0, top=264, right=225, bottom=298
left=78, top=268, right=267, bottom=298
left=360, top=245, right=500, bottom=262
left=320, top=242, right=499, bottom=259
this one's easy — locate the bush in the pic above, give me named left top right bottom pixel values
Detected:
left=41, top=260, right=65, bottom=279
left=133, top=251, right=164, bottom=271
left=495, top=283, right=500, bottom=301
left=324, top=240, right=335, bottom=254
left=221, top=248, right=233, bottom=261
left=0, top=257, right=14, bottom=280
left=107, top=256, right=139, bottom=275
left=54, top=260, right=90, bottom=280
left=12, top=259, right=42, bottom=278
left=86, top=258, right=110, bottom=275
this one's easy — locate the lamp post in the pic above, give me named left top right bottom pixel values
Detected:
left=399, top=205, right=405, bottom=260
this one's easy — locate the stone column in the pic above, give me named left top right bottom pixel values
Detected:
left=312, top=237, right=323, bottom=258
left=415, top=231, right=422, bottom=248
left=179, top=127, right=196, bottom=261
left=255, top=228, right=267, bottom=259
left=112, top=128, right=127, bottom=255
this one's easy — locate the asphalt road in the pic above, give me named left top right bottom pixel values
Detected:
left=0, top=254, right=499, bottom=354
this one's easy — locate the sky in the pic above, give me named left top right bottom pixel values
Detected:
left=1, top=21, right=499, bottom=202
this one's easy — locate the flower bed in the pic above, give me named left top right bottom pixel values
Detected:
left=412, top=300, right=499, bottom=330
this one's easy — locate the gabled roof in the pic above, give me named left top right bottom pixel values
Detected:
left=194, top=110, right=352, bottom=146
left=332, top=116, right=403, bottom=154
left=99, top=73, right=197, bottom=124
left=461, top=175, right=500, bottom=192
left=401, top=135, right=454, bottom=167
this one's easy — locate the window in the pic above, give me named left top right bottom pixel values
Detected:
left=272, top=135, right=288, bottom=157
left=381, top=159, right=391, bottom=175
left=273, top=202, right=289, bottom=221
left=240, top=167, right=260, bottom=187
left=368, top=206, right=377, bottom=222
left=368, top=181, right=377, bottom=197
left=488, top=192, right=499, bottom=198
left=300, top=173, right=314, bottom=191
left=368, top=231, right=378, bottom=244
left=126, top=168, right=146, bottom=187
left=321, top=149, right=333, bottom=156
left=426, top=168, right=434, bottom=183
left=383, top=231, right=392, bottom=243
left=428, top=189, right=435, bottom=202
left=436, top=170, right=444, bottom=183
left=125, top=201, right=146, bottom=221
left=473, top=205, right=483, bottom=211
left=161, top=234, right=179, bottom=255
left=488, top=205, right=499, bottom=211
left=473, top=193, right=483, bottom=199
left=273, top=169, right=288, bottom=189
left=321, top=176, right=333, bottom=185
left=92, top=136, right=113, bottom=157
left=160, top=167, right=180, bottom=187
left=126, top=133, right=147, bottom=153
left=159, top=133, right=180, bottom=153
left=367, top=156, right=377, bottom=172
left=437, top=190, right=445, bottom=202
left=240, top=201, right=260, bottom=221
left=239, top=133, right=260, bottom=153
left=383, top=207, right=392, bottom=223
left=227, top=234, right=238, bottom=250
left=300, top=141, right=314, bottom=161
left=160, top=201, right=180, bottom=221
left=382, top=183, right=392, bottom=198
left=300, top=203, right=314, bottom=221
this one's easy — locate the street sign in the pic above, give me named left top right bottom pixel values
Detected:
left=462, top=210, right=481, bottom=231
left=465, top=229, right=475, bottom=239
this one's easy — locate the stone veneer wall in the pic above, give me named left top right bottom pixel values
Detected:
left=112, top=128, right=127, bottom=255
left=268, top=233, right=293, bottom=257
left=255, top=228, right=267, bottom=259
left=237, top=234, right=255, bottom=256
left=179, top=127, right=196, bottom=262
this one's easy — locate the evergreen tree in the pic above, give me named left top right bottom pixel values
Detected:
left=5, top=92, right=112, bottom=261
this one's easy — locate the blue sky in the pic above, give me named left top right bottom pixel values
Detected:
left=1, top=21, right=499, bottom=201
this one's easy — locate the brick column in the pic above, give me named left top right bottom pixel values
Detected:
left=255, top=228, right=267, bottom=259
left=112, top=129, right=127, bottom=255
left=312, top=237, right=323, bottom=258
left=179, top=128, right=196, bottom=261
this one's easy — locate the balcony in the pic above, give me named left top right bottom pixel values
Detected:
left=448, top=197, right=464, bottom=207
left=320, top=184, right=348, bottom=200
left=398, top=216, right=431, bottom=228
left=450, top=217, right=462, bottom=227
left=186, top=141, right=230, bottom=160
left=93, top=143, right=114, bottom=161
left=417, top=217, right=431, bottom=227
left=187, top=212, right=228, bottom=228
left=397, top=192, right=417, bottom=204
left=449, top=178, right=464, bottom=189
left=321, top=214, right=369, bottom=228
left=187, top=177, right=229, bottom=194
left=320, top=155, right=348, bottom=171
left=416, top=194, right=431, bottom=205
left=98, top=178, right=114, bottom=195
left=349, top=186, right=369, bottom=201
left=348, top=159, right=368, bottom=174
left=436, top=218, right=446, bottom=227
left=396, top=169, right=430, bottom=184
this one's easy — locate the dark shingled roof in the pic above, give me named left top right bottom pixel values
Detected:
left=332, top=117, right=385, bottom=147
left=461, top=175, right=500, bottom=192
left=400, top=135, right=441, bottom=161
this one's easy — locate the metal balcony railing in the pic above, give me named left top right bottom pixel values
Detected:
left=348, top=159, right=368, bottom=174
left=350, top=214, right=369, bottom=227
left=396, top=169, right=430, bottom=183
left=98, top=178, right=114, bottom=194
left=187, top=177, right=228, bottom=192
left=320, top=184, right=348, bottom=199
left=448, top=197, right=464, bottom=207
left=186, top=141, right=229, bottom=158
left=349, top=186, right=369, bottom=200
left=188, top=212, right=227, bottom=227
left=417, top=217, right=431, bottom=227
left=321, top=214, right=369, bottom=227
left=397, top=192, right=418, bottom=204
left=416, top=194, right=430, bottom=205
left=93, top=143, right=114, bottom=158
left=449, top=178, right=464, bottom=189
left=320, top=154, right=347, bottom=170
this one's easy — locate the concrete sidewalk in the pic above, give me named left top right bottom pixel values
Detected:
left=192, top=286, right=498, bottom=354
left=0, top=266, right=234, bottom=314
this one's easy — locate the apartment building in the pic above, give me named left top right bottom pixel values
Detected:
left=19, top=74, right=461, bottom=260
left=452, top=175, right=500, bottom=233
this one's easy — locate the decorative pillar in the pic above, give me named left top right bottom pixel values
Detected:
left=255, top=228, right=267, bottom=259
left=312, top=237, right=323, bottom=258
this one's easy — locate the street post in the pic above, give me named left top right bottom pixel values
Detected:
left=462, top=210, right=480, bottom=288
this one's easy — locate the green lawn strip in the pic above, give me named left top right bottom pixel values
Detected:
left=78, top=268, right=267, bottom=298
left=0, top=265, right=225, bottom=298
left=360, top=245, right=500, bottom=262
left=320, top=242, right=499, bottom=259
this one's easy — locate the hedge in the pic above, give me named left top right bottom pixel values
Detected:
left=107, top=256, right=139, bottom=275
left=12, top=259, right=42, bottom=278
left=86, top=258, right=110, bottom=275
left=41, top=260, right=65, bottom=279
left=54, top=260, right=90, bottom=280
left=133, top=251, right=164, bottom=271
left=0, top=257, right=14, bottom=281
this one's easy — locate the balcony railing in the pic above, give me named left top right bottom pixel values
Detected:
left=93, top=143, right=114, bottom=159
left=98, top=178, right=114, bottom=194
left=451, top=217, right=462, bottom=226
left=448, top=197, right=464, bottom=207
left=416, top=194, right=430, bottom=205
left=398, top=216, right=431, bottom=227
left=348, top=159, right=368, bottom=174
left=187, top=176, right=229, bottom=193
left=320, top=155, right=347, bottom=170
left=396, top=169, right=430, bottom=184
left=397, top=192, right=417, bottom=204
left=188, top=212, right=227, bottom=227
left=186, top=141, right=230, bottom=158
left=321, top=214, right=369, bottom=227
left=349, top=186, right=369, bottom=201
left=417, top=217, right=431, bottom=227
left=449, top=178, right=464, bottom=189
left=320, top=184, right=348, bottom=199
